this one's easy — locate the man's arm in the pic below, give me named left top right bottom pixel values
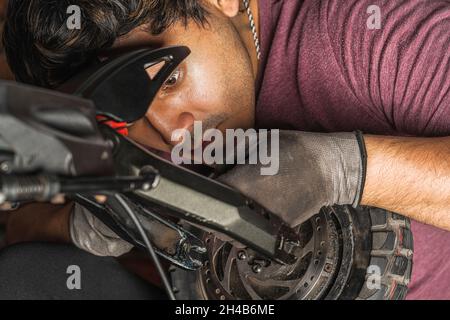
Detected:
left=363, top=135, right=450, bottom=230
left=3, top=203, right=72, bottom=247
left=323, top=0, right=450, bottom=229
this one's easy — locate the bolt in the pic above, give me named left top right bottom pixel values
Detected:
left=0, top=162, right=11, bottom=173
left=238, top=251, right=247, bottom=260
left=324, top=263, right=333, bottom=273
left=142, top=183, right=151, bottom=191
left=252, top=264, right=262, bottom=274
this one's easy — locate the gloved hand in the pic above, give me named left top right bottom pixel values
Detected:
left=70, top=203, right=133, bottom=257
left=218, top=131, right=367, bottom=227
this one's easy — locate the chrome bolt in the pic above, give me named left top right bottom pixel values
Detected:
left=0, top=162, right=10, bottom=173
left=252, top=264, right=262, bottom=274
left=238, top=251, right=247, bottom=260
left=142, top=183, right=151, bottom=191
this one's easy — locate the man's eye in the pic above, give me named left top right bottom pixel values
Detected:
left=162, top=70, right=181, bottom=89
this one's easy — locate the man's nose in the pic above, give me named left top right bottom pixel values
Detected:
left=145, top=110, right=195, bottom=147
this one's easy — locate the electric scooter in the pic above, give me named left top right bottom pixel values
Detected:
left=0, top=46, right=413, bottom=300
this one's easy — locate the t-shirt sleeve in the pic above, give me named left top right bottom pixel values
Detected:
left=324, top=0, right=450, bottom=136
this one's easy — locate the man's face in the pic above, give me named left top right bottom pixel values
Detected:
left=114, top=5, right=256, bottom=153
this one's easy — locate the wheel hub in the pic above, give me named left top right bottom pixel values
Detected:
left=199, top=211, right=342, bottom=300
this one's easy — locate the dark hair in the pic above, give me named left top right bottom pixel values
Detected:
left=3, top=0, right=208, bottom=88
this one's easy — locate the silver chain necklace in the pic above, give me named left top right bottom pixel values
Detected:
left=242, top=0, right=261, bottom=60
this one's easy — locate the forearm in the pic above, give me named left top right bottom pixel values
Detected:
left=362, top=135, right=450, bottom=230
left=5, top=202, right=73, bottom=245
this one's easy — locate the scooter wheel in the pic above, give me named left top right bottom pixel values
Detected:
left=170, top=206, right=413, bottom=300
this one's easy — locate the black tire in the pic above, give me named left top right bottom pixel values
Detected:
left=357, top=208, right=413, bottom=300
left=170, top=206, right=413, bottom=300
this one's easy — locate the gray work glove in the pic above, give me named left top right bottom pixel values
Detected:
left=218, top=131, right=367, bottom=227
left=70, top=203, right=133, bottom=257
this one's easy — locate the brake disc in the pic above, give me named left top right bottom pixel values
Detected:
left=198, top=210, right=343, bottom=300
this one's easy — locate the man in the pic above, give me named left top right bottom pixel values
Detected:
left=1, top=0, right=450, bottom=299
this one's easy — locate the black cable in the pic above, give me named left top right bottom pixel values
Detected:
left=113, top=193, right=176, bottom=300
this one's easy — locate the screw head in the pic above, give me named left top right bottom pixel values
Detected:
left=324, top=263, right=333, bottom=273
left=0, top=162, right=11, bottom=173
left=142, top=183, right=151, bottom=191
left=252, top=264, right=262, bottom=274
left=238, top=251, right=247, bottom=260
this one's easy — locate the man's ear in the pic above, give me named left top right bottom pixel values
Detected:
left=210, top=0, right=240, bottom=18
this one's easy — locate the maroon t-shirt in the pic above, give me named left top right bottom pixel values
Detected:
left=256, top=0, right=450, bottom=299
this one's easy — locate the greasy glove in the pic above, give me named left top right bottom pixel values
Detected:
left=70, top=203, right=133, bottom=257
left=218, top=131, right=367, bottom=227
